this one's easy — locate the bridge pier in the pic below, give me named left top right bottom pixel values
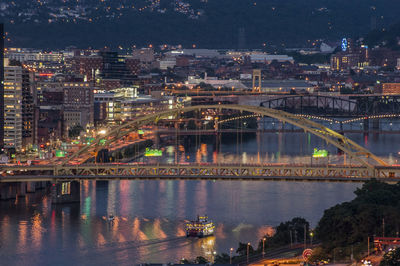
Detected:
left=0, top=182, right=26, bottom=200
left=363, top=119, right=369, bottom=131
left=51, top=181, right=80, bottom=204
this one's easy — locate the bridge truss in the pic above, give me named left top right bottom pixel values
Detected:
left=63, top=105, right=387, bottom=173
left=1, top=164, right=399, bottom=182
left=260, top=95, right=400, bottom=116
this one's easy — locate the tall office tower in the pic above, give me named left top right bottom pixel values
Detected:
left=0, top=23, right=4, bottom=149
left=22, top=70, right=34, bottom=148
left=4, top=66, right=23, bottom=151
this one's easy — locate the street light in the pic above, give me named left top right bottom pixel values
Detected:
left=230, top=247, right=234, bottom=264
left=262, top=237, right=266, bottom=258
left=247, top=242, right=250, bottom=263
left=310, top=231, right=314, bottom=246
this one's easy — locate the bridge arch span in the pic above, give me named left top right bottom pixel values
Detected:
left=260, top=95, right=358, bottom=116
left=64, top=105, right=387, bottom=170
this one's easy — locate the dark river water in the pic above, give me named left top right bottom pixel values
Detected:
left=1, top=129, right=400, bottom=265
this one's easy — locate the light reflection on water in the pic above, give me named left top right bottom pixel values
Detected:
left=0, top=180, right=360, bottom=265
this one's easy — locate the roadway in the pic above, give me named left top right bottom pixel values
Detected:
left=1, top=163, right=400, bottom=183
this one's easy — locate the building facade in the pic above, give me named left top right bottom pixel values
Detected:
left=0, top=23, right=4, bottom=148
left=376, top=83, right=400, bottom=95
left=63, top=82, right=94, bottom=135
left=4, top=66, right=23, bottom=150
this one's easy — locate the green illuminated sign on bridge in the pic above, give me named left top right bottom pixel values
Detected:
left=144, top=148, right=162, bottom=157
left=313, top=148, right=328, bottom=158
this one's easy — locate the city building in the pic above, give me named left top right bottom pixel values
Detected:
left=249, top=54, right=294, bottom=64
left=63, top=82, right=94, bottom=135
left=3, top=65, right=23, bottom=150
left=159, top=57, right=177, bottom=70
left=376, top=83, right=400, bottom=94
left=35, top=81, right=64, bottom=144
left=6, top=48, right=63, bottom=63
left=94, top=87, right=169, bottom=122
left=330, top=53, right=360, bottom=71
left=0, top=23, right=4, bottom=149
left=165, top=49, right=221, bottom=59
left=21, top=69, right=34, bottom=148
left=243, top=79, right=314, bottom=93
left=132, top=48, right=155, bottom=63
left=71, top=54, right=102, bottom=81
left=99, top=51, right=136, bottom=90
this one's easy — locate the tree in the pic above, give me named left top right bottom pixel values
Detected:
left=68, top=124, right=84, bottom=138
left=381, top=248, right=400, bottom=266
left=194, top=256, right=209, bottom=264
left=315, top=180, right=400, bottom=260
left=236, top=242, right=254, bottom=256
left=263, top=217, right=309, bottom=248
left=214, top=253, right=230, bottom=263
left=179, top=258, right=191, bottom=264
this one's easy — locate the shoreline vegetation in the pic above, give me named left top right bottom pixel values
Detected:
left=183, top=180, right=400, bottom=265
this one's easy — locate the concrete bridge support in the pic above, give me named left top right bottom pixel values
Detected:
left=0, top=182, right=26, bottom=200
left=363, top=119, right=369, bottom=131
left=25, top=181, right=47, bottom=193
left=26, top=181, right=36, bottom=193
left=51, top=181, right=80, bottom=204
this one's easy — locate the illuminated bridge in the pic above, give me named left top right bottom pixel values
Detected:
left=1, top=104, right=399, bottom=202
left=1, top=163, right=400, bottom=183
left=260, top=94, right=400, bottom=117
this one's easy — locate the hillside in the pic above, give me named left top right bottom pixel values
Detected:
left=1, top=0, right=400, bottom=49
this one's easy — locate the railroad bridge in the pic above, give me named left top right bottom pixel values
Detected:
left=260, top=94, right=400, bottom=117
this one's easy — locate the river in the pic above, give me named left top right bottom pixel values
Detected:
left=1, top=130, right=400, bottom=265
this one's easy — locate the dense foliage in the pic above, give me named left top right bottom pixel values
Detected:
left=313, top=180, right=400, bottom=261
left=381, top=248, right=400, bottom=266
left=365, top=22, right=400, bottom=50
left=215, top=217, right=309, bottom=263
left=4, top=0, right=400, bottom=48
left=68, top=124, right=84, bottom=138
left=179, top=256, right=209, bottom=264
left=261, top=217, right=310, bottom=249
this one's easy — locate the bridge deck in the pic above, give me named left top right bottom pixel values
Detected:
left=1, top=163, right=400, bottom=182
left=3, top=174, right=400, bottom=183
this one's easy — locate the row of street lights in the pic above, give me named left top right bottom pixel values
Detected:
left=227, top=237, right=267, bottom=264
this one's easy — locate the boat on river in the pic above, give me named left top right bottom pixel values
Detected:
left=185, top=215, right=215, bottom=237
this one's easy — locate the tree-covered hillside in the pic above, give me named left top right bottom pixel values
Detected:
left=2, top=0, right=400, bottom=48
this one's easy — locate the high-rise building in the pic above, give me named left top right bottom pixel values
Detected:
left=63, top=82, right=94, bottom=136
left=21, top=70, right=34, bottom=148
left=4, top=65, right=23, bottom=151
left=0, top=23, right=4, bottom=149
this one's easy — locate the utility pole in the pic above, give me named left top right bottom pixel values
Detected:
left=262, top=238, right=266, bottom=258
left=351, top=245, right=354, bottom=262
left=304, top=224, right=307, bottom=249
left=368, top=236, right=370, bottom=257
left=247, top=243, right=250, bottom=264
left=230, top=248, right=233, bottom=264
left=290, top=230, right=293, bottom=248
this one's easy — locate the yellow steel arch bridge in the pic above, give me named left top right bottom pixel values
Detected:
left=2, top=104, right=399, bottom=182
left=63, top=104, right=387, bottom=170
